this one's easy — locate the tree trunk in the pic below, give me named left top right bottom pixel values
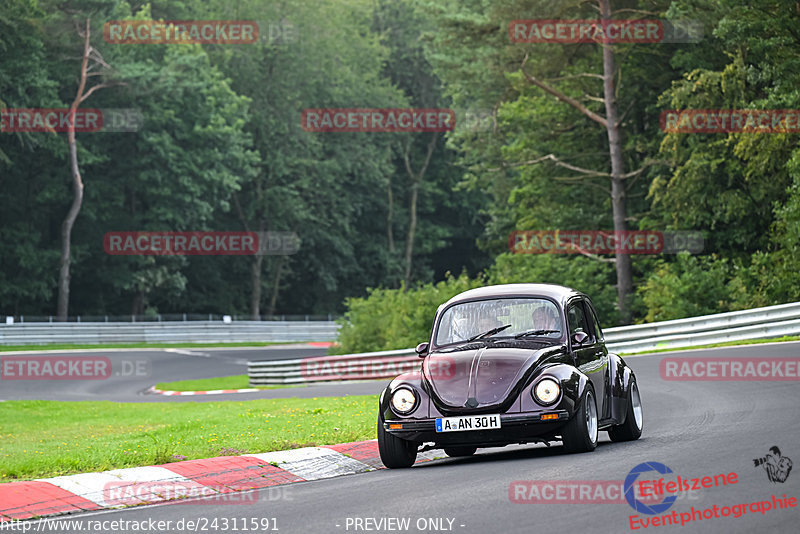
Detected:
left=402, top=133, right=438, bottom=289
left=387, top=175, right=395, bottom=254
left=403, top=180, right=418, bottom=287
left=233, top=189, right=265, bottom=320
left=600, top=0, right=633, bottom=324
left=57, top=129, right=85, bottom=320
left=131, top=291, right=145, bottom=316
left=57, top=20, right=93, bottom=321
left=267, top=255, right=286, bottom=316
left=250, top=252, right=264, bottom=319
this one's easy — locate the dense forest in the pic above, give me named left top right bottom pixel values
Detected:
left=1, top=0, right=798, bottom=329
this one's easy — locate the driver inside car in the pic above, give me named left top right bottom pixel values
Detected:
left=532, top=305, right=560, bottom=334
left=475, top=314, right=502, bottom=336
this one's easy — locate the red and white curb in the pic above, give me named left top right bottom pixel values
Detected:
left=149, top=388, right=259, bottom=396
left=0, top=440, right=439, bottom=522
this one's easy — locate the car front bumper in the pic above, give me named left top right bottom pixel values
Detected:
left=383, top=410, right=570, bottom=445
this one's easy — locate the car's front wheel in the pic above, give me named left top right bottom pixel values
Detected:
left=377, top=416, right=418, bottom=468
left=561, top=387, right=598, bottom=453
left=443, top=446, right=477, bottom=457
left=608, top=379, right=643, bottom=442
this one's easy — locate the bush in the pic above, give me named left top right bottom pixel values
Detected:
left=334, top=252, right=625, bottom=353
left=487, top=253, right=620, bottom=325
left=638, top=253, right=732, bottom=322
left=332, top=272, right=484, bottom=354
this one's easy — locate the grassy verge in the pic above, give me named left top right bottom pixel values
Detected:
left=0, top=396, right=376, bottom=483
left=154, top=375, right=303, bottom=391
left=0, top=341, right=315, bottom=352
left=621, top=335, right=800, bottom=356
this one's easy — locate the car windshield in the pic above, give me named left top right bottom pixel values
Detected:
left=434, top=298, right=563, bottom=346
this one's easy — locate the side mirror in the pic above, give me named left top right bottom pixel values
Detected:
left=415, top=342, right=429, bottom=358
left=571, top=331, right=589, bottom=346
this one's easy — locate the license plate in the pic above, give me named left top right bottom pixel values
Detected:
left=435, top=414, right=501, bottom=433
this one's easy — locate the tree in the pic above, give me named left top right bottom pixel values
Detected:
left=57, top=18, right=117, bottom=320
left=415, top=0, right=684, bottom=324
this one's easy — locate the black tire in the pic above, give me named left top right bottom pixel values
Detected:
left=561, top=387, right=598, bottom=453
left=608, top=379, right=643, bottom=442
left=377, top=416, right=418, bottom=468
left=443, top=446, right=477, bottom=457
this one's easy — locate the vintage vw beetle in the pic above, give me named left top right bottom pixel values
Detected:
left=377, top=283, right=643, bottom=468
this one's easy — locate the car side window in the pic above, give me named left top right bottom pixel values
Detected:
left=567, top=302, right=589, bottom=336
left=587, top=304, right=604, bottom=342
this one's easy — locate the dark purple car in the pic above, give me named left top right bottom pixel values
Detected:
left=377, top=283, right=643, bottom=468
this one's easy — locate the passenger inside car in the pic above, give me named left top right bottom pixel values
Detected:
left=532, top=305, right=561, bottom=334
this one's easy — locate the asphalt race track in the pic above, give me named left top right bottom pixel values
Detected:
left=0, top=345, right=383, bottom=402
left=10, top=341, right=800, bottom=533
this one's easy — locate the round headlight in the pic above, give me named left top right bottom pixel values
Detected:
left=391, top=387, right=418, bottom=414
left=533, top=378, right=560, bottom=405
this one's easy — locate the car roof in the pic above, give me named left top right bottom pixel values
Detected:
left=440, top=283, right=585, bottom=310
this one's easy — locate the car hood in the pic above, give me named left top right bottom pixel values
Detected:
left=423, top=344, right=565, bottom=412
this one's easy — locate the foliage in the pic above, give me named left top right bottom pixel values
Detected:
left=637, top=253, right=732, bottom=323
left=333, top=272, right=484, bottom=353
left=487, top=253, right=620, bottom=325
left=1, top=0, right=798, bottom=340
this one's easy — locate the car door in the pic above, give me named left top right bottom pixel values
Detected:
left=567, top=298, right=608, bottom=417
left=584, top=298, right=611, bottom=420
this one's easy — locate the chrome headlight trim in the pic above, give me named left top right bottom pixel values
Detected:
left=390, top=386, right=419, bottom=415
left=532, top=377, right=561, bottom=406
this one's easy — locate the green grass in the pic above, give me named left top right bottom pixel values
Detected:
left=155, top=375, right=303, bottom=391
left=0, top=396, right=377, bottom=483
left=0, top=341, right=315, bottom=352
left=622, top=335, right=800, bottom=356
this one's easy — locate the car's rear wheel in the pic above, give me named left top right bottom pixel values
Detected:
left=561, top=387, right=598, bottom=453
left=608, top=379, right=643, bottom=442
left=443, top=446, right=477, bottom=457
left=377, top=416, right=418, bottom=468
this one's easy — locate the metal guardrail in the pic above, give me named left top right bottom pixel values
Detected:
left=0, top=321, right=339, bottom=345
left=248, top=349, right=418, bottom=385
left=604, top=301, right=800, bottom=353
left=249, top=301, right=800, bottom=385
left=3, top=314, right=336, bottom=323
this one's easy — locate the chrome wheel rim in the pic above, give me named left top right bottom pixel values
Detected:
left=586, top=391, right=598, bottom=443
left=631, top=383, right=643, bottom=430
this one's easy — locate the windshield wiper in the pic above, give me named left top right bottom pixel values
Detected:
left=514, top=329, right=560, bottom=339
left=467, top=324, right=512, bottom=342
